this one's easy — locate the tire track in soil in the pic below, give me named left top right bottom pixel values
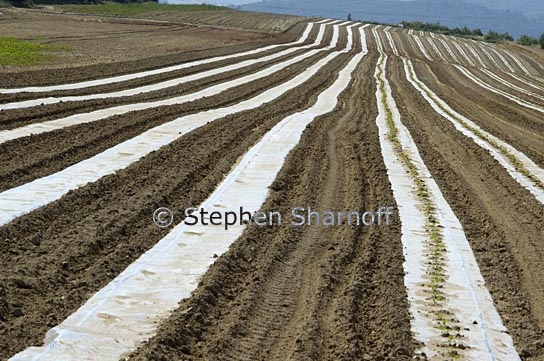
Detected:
left=129, top=50, right=416, bottom=361
left=388, top=55, right=544, bottom=359
left=412, top=60, right=544, bottom=168
left=0, top=27, right=354, bottom=360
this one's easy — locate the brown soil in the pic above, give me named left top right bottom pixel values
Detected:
left=491, top=70, right=544, bottom=97
left=0, top=26, right=336, bottom=192
left=501, top=42, right=544, bottom=74
left=0, top=26, right=328, bottom=131
left=129, top=9, right=306, bottom=32
left=0, top=24, right=318, bottom=104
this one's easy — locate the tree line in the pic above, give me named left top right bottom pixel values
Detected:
left=400, top=20, right=544, bottom=48
left=516, top=34, right=544, bottom=49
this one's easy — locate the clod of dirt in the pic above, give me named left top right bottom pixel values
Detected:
left=12, top=308, right=24, bottom=318
left=30, top=233, right=42, bottom=246
left=520, top=348, right=533, bottom=358
left=12, top=278, right=32, bottom=290
left=180, top=346, right=191, bottom=355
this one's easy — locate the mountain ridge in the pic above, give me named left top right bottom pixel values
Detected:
left=238, top=0, right=543, bottom=38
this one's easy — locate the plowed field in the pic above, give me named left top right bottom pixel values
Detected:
left=1, top=8, right=543, bottom=361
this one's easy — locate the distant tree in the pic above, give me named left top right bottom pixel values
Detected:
left=540, top=33, right=544, bottom=49
left=484, top=30, right=499, bottom=43
left=347, top=13, right=352, bottom=21
left=484, top=30, right=513, bottom=43
left=503, top=32, right=514, bottom=41
left=9, top=0, right=33, bottom=6
left=517, top=34, right=538, bottom=46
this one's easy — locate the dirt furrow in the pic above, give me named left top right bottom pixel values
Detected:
left=0, top=24, right=350, bottom=193
left=451, top=40, right=478, bottom=67
left=499, top=49, right=533, bottom=75
left=501, top=44, right=544, bottom=76
left=0, top=23, right=323, bottom=107
left=471, top=42, right=507, bottom=71
left=408, top=34, right=434, bottom=62
left=424, top=36, right=448, bottom=63
left=462, top=41, right=489, bottom=69
left=393, top=30, right=426, bottom=61
left=0, top=30, right=318, bottom=104
left=453, top=65, right=544, bottom=113
left=498, top=71, right=544, bottom=96
left=469, top=67, right=544, bottom=104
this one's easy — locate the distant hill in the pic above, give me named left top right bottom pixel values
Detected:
left=238, top=0, right=543, bottom=38
left=462, top=0, right=544, bottom=21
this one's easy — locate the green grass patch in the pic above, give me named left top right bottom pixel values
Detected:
left=0, top=37, right=66, bottom=66
left=57, top=2, right=230, bottom=16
